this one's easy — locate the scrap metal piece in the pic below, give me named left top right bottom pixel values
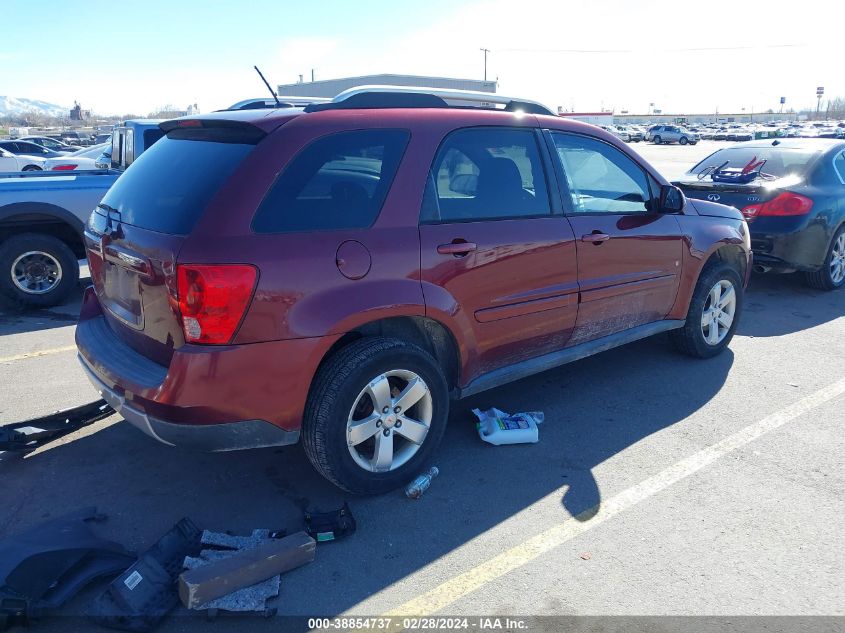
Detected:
left=0, top=400, right=114, bottom=453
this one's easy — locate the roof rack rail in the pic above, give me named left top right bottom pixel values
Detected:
left=303, top=85, right=554, bottom=116
left=225, top=96, right=331, bottom=111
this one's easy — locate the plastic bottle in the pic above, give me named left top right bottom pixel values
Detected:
left=473, top=408, right=544, bottom=445
left=405, top=466, right=439, bottom=499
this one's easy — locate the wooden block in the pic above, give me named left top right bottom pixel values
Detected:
left=178, top=531, right=315, bottom=609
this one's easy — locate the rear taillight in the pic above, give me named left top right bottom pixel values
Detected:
left=741, top=192, right=813, bottom=221
left=176, top=264, right=257, bottom=344
left=51, top=164, right=77, bottom=170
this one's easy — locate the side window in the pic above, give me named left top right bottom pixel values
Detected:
left=252, top=129, right=409, bottom=233
left=124, top=129, right=135, bottom=166
left=550, top=132, right=653, bottom=214
left=421, top=127, right=551, bottom=223
left=834, top=152, right=845, bottom=184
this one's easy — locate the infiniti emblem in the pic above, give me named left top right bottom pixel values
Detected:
left=707, top=193, right=721, bottom=201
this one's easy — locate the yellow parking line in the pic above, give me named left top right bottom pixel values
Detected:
left=0, top=345, right=77, bottom=364
left=382, top=376, right=845, bottom=617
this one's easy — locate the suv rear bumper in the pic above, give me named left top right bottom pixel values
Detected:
left=79, top=359, right=299, bottom=451
left=75, top=286, right=340, bottom=451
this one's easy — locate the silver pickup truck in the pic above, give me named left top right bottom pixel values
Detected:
left=0, top=120, right=163, bottom=308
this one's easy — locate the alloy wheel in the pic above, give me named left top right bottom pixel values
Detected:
left=346, top=369, right=433, bottom=473
left=700, top=279, right=736, bottom=346
left=11, top=251, right=63, bottom=295
left=829, top=233, right=845, bottom=285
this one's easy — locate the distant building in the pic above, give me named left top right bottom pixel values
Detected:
left=557, top=111, right=614, bottom=126
left=614, top=112, right=789, bottom=125
left=277, top=73, right=497, bottom=98
left=69, top=101, right=90, bottom=121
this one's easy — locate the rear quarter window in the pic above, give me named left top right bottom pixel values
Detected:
left=251, top=129, right=410, bottom=233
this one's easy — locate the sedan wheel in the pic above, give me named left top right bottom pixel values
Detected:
left=700, top=279, right=736, bottom=346
left=828, top=233, right=845, bottom=286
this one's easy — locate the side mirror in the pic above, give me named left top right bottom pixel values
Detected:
left=660, top=184, right=685, bottom=213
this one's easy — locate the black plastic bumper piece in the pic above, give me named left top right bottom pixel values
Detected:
left=89, top=518, right=202, bottom=633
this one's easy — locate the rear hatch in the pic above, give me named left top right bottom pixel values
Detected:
left=84, top=121, right=263, bottom=365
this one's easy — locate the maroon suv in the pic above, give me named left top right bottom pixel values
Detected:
left=76, top=89, right=751, bottom=494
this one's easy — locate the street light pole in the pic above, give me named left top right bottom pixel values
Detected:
left=480, top=48, right=490, bottom=81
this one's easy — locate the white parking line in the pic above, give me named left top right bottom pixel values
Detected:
left=383, top=376, right=845, bottom=617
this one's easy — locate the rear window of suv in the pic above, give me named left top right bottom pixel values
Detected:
left=100, top=135, right=254, bottom=235
left=252, top=129, right=410, bottom=233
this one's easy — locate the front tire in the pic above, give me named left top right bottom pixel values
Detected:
left=22, top=165, right=42, bottom=171
left=804, top=226, right=845, bottom=291
left=679, top=136, right=689, bottom=145
left=671, top=261, right=743, bottom=358
left=302, top=337, right=449, bottom=495
left=0, top=233, right=79, bottom=308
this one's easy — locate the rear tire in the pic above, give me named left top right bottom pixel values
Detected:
left=0, top=233, right=79, bottom=308
left=302, top=337, right=449, bottom=495
left=653, top=135, right=662, bottom=145
left=22, top=165, right=42, bottom=171
left=804, top=226, right=845, bottom=291
left=671, top=261, right=743, bottom=358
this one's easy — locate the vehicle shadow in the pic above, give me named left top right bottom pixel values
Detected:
left=0, top=333, right=732, bottom=627
left=0, top=280, right=84, bottom=336
left=739, top=272, right=845, bottom=338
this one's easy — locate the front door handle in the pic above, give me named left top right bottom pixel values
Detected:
left=581, top=232, right=611, bottom=244
left=437, top=241, right=477, bottom=257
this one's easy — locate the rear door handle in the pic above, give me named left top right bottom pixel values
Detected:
left=437, top=241, right=477, bottom=256
left=581, top=232, right=611, bottom=243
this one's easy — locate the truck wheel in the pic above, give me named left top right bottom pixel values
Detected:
left=671, top=261, right=743, bottom=358
left=302, top=337, right=449, bottom=495
left=653, top=135, right=662, bottom=145
left=679, top=136, right=689, bottom=145
left=804, top=226, right=845, bottom=291
left=0, top=233, right=79, bottom=308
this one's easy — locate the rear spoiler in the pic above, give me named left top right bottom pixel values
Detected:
left=159, top=118, right=266, bottom=144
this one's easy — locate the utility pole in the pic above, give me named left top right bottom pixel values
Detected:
left=311, top=69, right=315, bottom=82
left=480, top=48, right=490, bottom=81
left=816, top=86, right=824, bottom=120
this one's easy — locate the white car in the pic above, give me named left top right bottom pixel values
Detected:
left=0, top=147, right=46, bottom=172
left=43, top=143, right=110, bottom=171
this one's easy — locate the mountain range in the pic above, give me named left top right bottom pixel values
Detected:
left=0, top=96, right=69, bottom=118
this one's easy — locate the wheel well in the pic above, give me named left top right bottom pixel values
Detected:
left=319, top=317, right=461, bottom=389
left=705, top=244, right=747, bottom=281
left=0, top=214, right=85, bottom=259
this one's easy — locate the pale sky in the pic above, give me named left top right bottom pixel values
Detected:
left=1, top=0, right=841, bottom=116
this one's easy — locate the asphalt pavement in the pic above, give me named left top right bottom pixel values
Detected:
left=0, top=141, right=843, bottom=631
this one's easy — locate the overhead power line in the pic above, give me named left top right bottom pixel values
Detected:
left=498, top=43, right=806, bottom=54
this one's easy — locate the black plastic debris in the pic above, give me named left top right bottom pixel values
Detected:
left=304, top=502, right=356, bottom=543
left=89, top=518, right=202, bottom=632
left=0, top=400, right=114, bottom=454
left=0, top=507, right=134, bottom=631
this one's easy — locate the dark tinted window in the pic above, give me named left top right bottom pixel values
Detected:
left=689, top=147, right=819, bottom=180
left=252, top=129, right=409, bottom=233
left=100, top=136, right=254, bottom=235
left=421, top=127, right=551, bottom=223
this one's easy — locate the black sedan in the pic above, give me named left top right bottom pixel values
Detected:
left=676, top=139, right=845, bottom=290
